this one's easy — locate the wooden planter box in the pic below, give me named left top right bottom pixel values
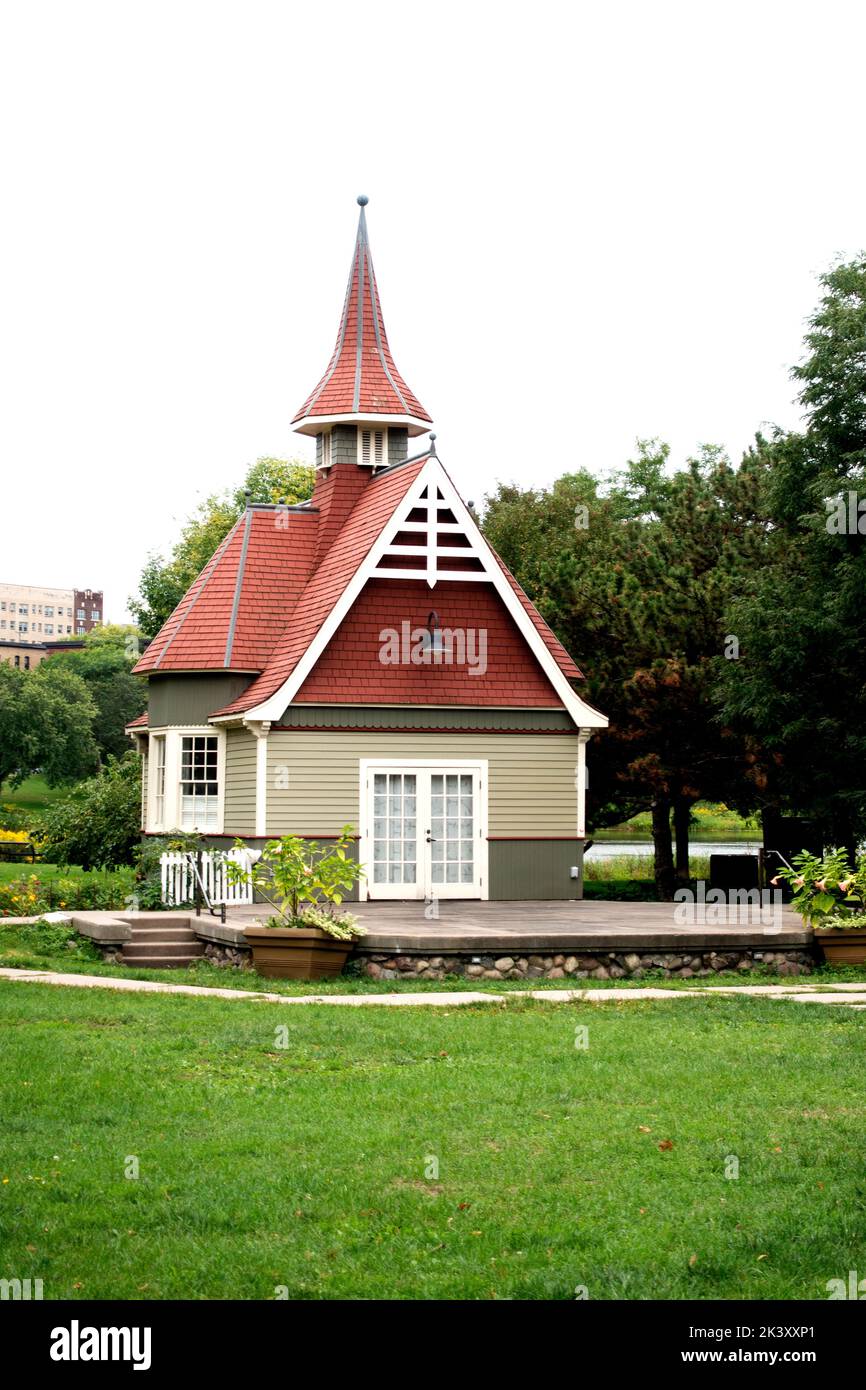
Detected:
left=243, top=925, right=352, bottom=980
left=814, top=929, right=866, bottom=966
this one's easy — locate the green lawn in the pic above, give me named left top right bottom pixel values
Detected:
left=0, top=980, right=863, bottom=1300
left=1, top=777, right=65, bottom=815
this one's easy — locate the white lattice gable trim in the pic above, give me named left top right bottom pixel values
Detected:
left=372, top=474, right=494, bottom=587
left=234, top=457, right=608, bottom=729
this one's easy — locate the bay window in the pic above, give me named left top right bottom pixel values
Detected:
left=146, top=728, right=224, bottom=833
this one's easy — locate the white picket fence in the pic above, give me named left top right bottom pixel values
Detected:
left=160, top=849, right=254, bottom=907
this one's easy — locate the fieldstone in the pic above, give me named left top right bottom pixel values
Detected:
left=415, top=959, right=430, bottom=972
left=528, top=955, right=546, bottom=968
left=482, top=969, right=503, bottom=980
left=429, top=957, right=445, bottom=968
left=517, top=958, right=529, bottom=972
left=466, top=964, right=484, bottom=978
left=623, top=953, right=642, bottom=972
left=581, top=957, right=601, bottom=972
left=395, top=956, right=414, bottom=971
left=527, top=966, right=544, bottom=978
left=609, top=965, right=626, bottom=979
left=547, top=967, right=566, bottom=979
left=564, top=956, right=579, bottom=974
left=365, top=962, right=383, bottom=979
left=678, top=967, right=694, bottom=979
left=553, top=954, right=566, bottom=967
left=592, top=966, right=610, bottom=980
left=494, top=957, right=515, bottom=972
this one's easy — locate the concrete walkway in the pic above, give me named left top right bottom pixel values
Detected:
left=2, top=968, right=865, bottom=1008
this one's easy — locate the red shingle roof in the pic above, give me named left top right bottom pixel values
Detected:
left=132, top=506, right=319, bottom=674
left=211, top=459, right=428, bottom=715
left=133, top=452, right=587, bottom=715
left=292, top=200, right=432, bottom=434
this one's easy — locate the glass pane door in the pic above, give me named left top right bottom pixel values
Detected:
left=371, top=772, right=417, bottom=889
left=430, top=772, right=475, bottom=889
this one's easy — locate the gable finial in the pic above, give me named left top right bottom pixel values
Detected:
left=357, top=194, right=369, bottom=207
left=429, top=432, right=438, bottom=457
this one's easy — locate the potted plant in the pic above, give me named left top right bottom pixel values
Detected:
left=772, top=848, right=866, bottom=964
left=225, top=827, right=365, bottom=979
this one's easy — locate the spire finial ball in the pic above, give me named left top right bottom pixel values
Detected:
left=357, top=194, right=369, bottom=206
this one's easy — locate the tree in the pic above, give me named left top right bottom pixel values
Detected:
left=716, top=254, right=866, bottom=852
left=483, top=443, right=765, bottom=896
left=0, top=663, right=99, bottom=795
left=43, top=625, right=146, bottom=761
left=39, top=753, right=142, bottom=869
left=129, top=456, right=315, bottom=637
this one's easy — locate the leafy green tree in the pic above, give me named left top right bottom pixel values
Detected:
left=484, top=443, right=765, bottom=896
left=39, top=753, right=142, bottom=869
left=42, top=625, right=146, bottom=761
left=0, top=663, right=99, bottom=794
left=130, top=456, right=315, bottom=637
left=716, top=254, right=866, bottom=853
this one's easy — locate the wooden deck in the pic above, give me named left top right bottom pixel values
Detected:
left=226, top=899, right=809, bottom=953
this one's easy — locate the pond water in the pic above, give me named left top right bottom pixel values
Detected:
left=585, top=840, right=760, bottom=859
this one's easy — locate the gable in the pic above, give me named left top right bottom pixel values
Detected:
left=210, top=456, right=607, bottom=729
left=293, top=577, right=565, bottom=708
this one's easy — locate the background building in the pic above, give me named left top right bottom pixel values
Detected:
left=0, top=582, right=103, bottom=645
left=0, top=636, right=87, bottom=670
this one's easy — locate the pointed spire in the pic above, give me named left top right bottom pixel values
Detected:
left=292, top=197, right=433, bottom=437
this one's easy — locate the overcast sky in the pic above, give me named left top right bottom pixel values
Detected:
left=1, top=0, right=864, bottom=624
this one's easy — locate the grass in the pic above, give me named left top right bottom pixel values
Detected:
left=0, top=980, right=863, bottom=1300
left=0, top=777, right=65, bottom=815
left=0, top=863, right=133, bottom=887
left=584, top=854, right=710, bottom=881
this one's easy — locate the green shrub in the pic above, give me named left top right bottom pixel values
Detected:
left=39, top=754, right=142, bottom=869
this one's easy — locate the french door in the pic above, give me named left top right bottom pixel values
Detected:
left=362, top=762, right=487, bottom=900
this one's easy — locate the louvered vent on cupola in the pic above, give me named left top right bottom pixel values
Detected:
left=358, top=428, right=387, bottom=468
left=373, top=483, right=492, bottom=588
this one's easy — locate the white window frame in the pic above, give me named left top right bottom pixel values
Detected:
left=357, top=427, right=387, bottom=469
left=358, top=758, right=489, bottom=901
left=146, top=727, right=225, bottom=834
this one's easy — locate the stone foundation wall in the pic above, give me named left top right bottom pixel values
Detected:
left=360, top=947, right=816, bottom=981
left=202, top=941, right=252, bottom=968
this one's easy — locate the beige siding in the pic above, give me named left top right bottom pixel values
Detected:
left=224, top=727, right=257, bottom=834
left=265, top=731, right=579, bottom=837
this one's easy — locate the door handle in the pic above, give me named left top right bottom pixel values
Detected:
left=426, top=831, right=437, bottom=843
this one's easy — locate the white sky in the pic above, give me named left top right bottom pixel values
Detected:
left=1, top=0, right=864, bottom=624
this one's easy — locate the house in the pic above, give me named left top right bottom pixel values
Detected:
left=129, top=198, right=607, bottom=900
